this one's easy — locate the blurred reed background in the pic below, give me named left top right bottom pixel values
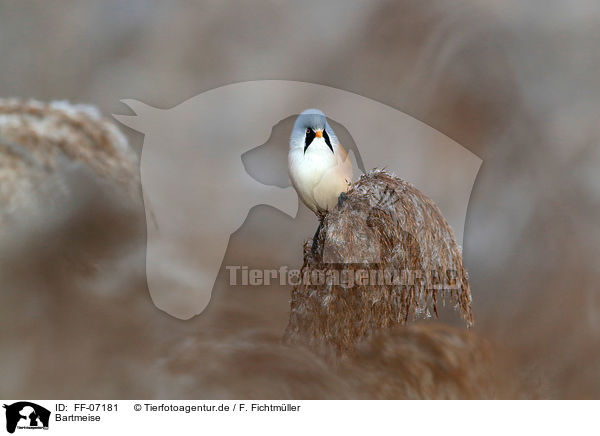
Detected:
left=0, top=0, right=599, bottom=398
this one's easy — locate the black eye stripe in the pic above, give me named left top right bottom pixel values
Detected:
left=303, top=127, right=334, bottom=154
left=323, top=129, right=334, bottom=154
left=304, top=128, right=315, bottom=153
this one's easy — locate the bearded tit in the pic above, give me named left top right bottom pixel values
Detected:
left=288, top=109, right=353, bottom=251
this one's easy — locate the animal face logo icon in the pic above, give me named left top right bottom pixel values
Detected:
left=3, top=402, right=50, bottom=433
left=114, top=80, right=481, bottom=320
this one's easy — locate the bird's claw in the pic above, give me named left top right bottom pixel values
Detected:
left=337, top=191, right=348, bottom=208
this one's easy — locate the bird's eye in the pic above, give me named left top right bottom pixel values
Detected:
left=306, top=128, right=311, bottom=134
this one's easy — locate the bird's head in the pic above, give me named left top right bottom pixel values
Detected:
left=290, top=109, right=339, bottom=153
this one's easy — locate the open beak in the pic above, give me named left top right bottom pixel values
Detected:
left=315, top=130, right=323, bottom=138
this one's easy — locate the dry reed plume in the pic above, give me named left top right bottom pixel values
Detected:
left=0, top=98, right=139, bottom=225
left=285, top=170, right=473, bottom=356
left=343, top=323, right=514, bottom=399
left=147, top=322, right=518, bottom=399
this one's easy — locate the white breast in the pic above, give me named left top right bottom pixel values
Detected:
left=288, top=137, right=353, bottom=215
